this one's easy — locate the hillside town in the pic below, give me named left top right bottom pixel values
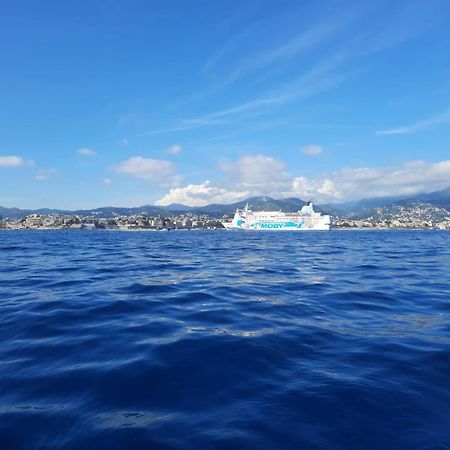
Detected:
left=334, top=202, right=450, bottom=230
left=0, top=213, right=225, bottom=231
left=332, top=217, right=450, bottom=230
left=1, top=210, right=450, bottom=230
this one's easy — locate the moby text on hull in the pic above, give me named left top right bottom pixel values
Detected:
left=223, top=202, right=332, bottom=231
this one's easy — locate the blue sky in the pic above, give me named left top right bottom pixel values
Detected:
left=1, top=0, right=450, bottom=208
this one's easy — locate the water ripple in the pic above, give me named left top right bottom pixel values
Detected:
left=0, top=230, right=449, bottom=449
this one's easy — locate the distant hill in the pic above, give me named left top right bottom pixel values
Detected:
left=71, top=205, right=164, bottom=217
left=163, top=203, right=195, bottom=212
left=0, top=196, right=325, bottom=219
left=358, top=199, right=450, bottom=223
left=0, top=205, right=166, bottom=220
left=1, top=187, right=449, bottom=220
left=414, top=187, right=450, bottom=210
left=0, top=206, right=69, bottom=220
left=192, top=196, right=308, bottom=216
left=415, top=186, right=450, bottom=201
left=333, top=195, right=411, bottom=216
left=334, top=187, right=450, bottom=218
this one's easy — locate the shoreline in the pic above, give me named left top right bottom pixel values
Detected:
left=1, top=227, right=448, bottom=232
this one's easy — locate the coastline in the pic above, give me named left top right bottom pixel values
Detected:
left=1, top=227, right=449, bottom=232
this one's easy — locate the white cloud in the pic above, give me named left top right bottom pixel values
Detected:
left=103, top=178, right=112, bottom=185
left=289, top=177, right=343, bottom=200
left=114, top=156, right=177, bottom=183
left=0, top=156, right=24, bottom=167
left=377, top=110, right=450, bottom=135
left=220, top=154, right=290, bottom=186
left=288, top=160, right=450, bottom=201
left=155, top=155, right=450, bottom=206
left=155, top=181, right=250, bottom=207
left=301, top=145, right=323, bottom=155
left=168, top=144, right=182, bottom=155
left=157, top=154, right=292, bottom=206
left=77, top=147, right=96, bottom=157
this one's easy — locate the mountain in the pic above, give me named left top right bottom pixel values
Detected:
left=71, top=205, right=164, bottom=217
left=192, top=196, right=308, bottom=216
left=0, top=205, right=166, bottom=220
left=1, top=187, right=449, bottom=220
left=0, top=197, right=315, bottom=220
left=163, top=203, right=195, bottom=212
left=332, top=187, right=450, bottom=217
left=333, top=195, right=413, bottom=216
left=427, top=197, right=450, bottom=210
left=314, top=203, right=345, bottom=216
left=0, top=206, right=69, bottom=220
left=414, top=187, right=450, bottom=211
left=188, top=197, right=339, bottom=216
left=357, top=199, right=450, bottom=223
left=415, top=187, right=450, bottom=201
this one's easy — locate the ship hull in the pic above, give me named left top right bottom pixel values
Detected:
left=223, top=224, right=331, bottom=231
left=223, top=218, right=331, bottom=231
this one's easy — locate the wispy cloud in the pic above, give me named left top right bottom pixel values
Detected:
left=143, top=119, right=227, bottom=136
left=377, top=110, right=450, bottom=135
left=145, top=1, right=440, bottom=137
left=185, top=9, right=434, bottom=131
left=146, top=52, right=348, bottom=136
left=359, top=0, right=443, bottom=54
left=195, top=12, right=354, bottom=106
left=202, top=21, right=262, bottom=74
left=201, top=2, right=431, bottom=95
left=208, top=52, right=347, bottom=115
left=223, top=16, right=351, bottom=86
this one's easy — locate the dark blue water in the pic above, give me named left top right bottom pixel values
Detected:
left=1, top=230, right=449, bottom=450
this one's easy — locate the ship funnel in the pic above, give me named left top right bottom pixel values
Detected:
left=300, top=202, right=315, bottom=214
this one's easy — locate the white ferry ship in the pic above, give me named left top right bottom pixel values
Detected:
left=223, top=202, right=331, bottom=231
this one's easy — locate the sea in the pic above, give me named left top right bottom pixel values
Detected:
left=0, top=230, right=449, bottom=450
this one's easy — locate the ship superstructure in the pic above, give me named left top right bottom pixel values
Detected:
left=223, top=202, right=331, bottom=231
